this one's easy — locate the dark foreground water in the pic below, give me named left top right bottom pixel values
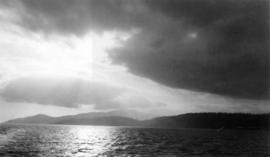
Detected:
left=0, top=124, right=269, bottom=157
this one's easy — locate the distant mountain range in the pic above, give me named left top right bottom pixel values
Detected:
left=5, top=111, right=142, bottom=126
left=5, top=112, right=270, bottom=130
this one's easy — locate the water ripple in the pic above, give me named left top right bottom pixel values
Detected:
left=0, top=124, right=269, bottom=156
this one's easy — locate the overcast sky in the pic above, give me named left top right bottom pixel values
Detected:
left=0, top=0, right=269, bottom=122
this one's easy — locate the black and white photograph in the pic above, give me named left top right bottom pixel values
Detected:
left=0, top=0, right=269, bottom=156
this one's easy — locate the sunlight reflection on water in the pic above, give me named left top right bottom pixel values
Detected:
left=69, top=126, right=114, bottom=156
left=0, top=124, right=269, bottom=156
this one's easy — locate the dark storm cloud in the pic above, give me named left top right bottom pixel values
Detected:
left=0, top=77, right=123, bottom=108
left=110, top=0, right=270, bottom=99
left=2, top=0, right=269, bottom=99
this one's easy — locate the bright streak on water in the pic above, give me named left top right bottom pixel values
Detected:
left=0, top=124, right=269, bottom=156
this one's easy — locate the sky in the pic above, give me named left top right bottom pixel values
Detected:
left=0, top=0, right=269, bottom=122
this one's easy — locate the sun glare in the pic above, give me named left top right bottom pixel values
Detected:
left=18, top=31, right=129, bottom=79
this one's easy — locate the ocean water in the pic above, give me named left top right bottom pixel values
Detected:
left=0, top=124, right=269, bottom=157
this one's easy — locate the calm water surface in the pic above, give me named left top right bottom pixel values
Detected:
left=0, top=124, right=269, bottom=156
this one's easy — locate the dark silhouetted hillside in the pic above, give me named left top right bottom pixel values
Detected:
left=144, top=113, right=270, bottom=130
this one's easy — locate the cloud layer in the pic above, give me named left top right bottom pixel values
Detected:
left=1, top=77, right=123, bottom=108
left=2, top=0, right=148, bottom=34
left=0, top=77, right=166, bottom=110
left=1, top=0, right=269, bottom=100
